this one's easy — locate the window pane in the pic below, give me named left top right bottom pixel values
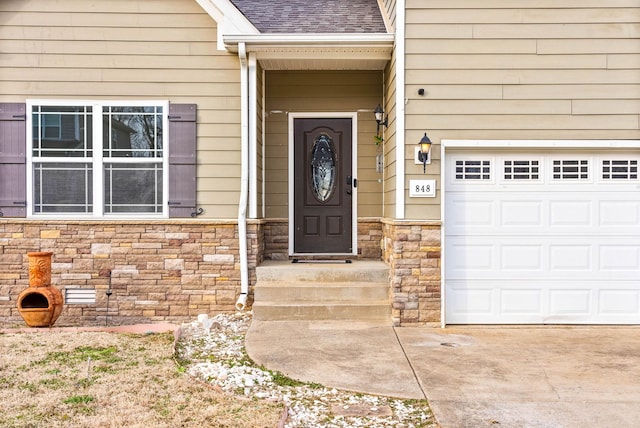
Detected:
left=32, top=106, right=93, bottom=157
left=104, top=163, right=163, bottom=213
left=33, top=162, right=93, bottom=213
left=310, top=134, right=336, bottom=202
left=103, top=106, right=163, bottom=158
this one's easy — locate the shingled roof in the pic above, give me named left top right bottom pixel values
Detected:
left=228, top=0, right=387, bottom=33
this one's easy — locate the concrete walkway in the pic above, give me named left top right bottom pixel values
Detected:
left=246, top=320, right=425, bottom=398
left=246, top=321, right=640, bottom=427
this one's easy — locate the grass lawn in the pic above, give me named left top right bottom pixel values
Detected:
left=0, top=330, right=283, bottom=427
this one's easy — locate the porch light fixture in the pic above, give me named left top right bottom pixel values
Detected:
left=418, top=133, right=432, bottom=173
left=374, top=104, right=388, bottom=137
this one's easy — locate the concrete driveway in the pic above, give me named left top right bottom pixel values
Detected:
left=247, top=321, right=640, bottom=427
left=396, top=326, right=640, bottom=428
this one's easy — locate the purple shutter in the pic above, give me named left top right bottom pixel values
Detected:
left=168, top=104, right=198, bottom=217
left=0, top=103, right=27, bottom=217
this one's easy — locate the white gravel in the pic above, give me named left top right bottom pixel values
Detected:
left=175, top=312, right=437, bottom=428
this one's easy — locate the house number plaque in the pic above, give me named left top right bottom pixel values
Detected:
left=409, top=179, right=436, bottom=198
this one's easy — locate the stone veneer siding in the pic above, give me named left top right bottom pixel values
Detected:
left=0, top=220, right=263, bottom=327
left=382, top=219, right=442, bottom=327
left=263, top=218, right=383, bottom=260
left=1, top=218, right=441, bottom=327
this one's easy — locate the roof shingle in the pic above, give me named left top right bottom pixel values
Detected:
left=229, top=0, right=387, bottom=33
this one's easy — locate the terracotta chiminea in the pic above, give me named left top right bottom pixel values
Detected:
left=16, top=252, right=63, bottom=327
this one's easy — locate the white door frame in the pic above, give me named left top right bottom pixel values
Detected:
left=288, top=112, right=358, bottom=256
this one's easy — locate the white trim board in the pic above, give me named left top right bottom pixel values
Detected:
left=395, top=0, right=406, bottom=219
left=443, top=140, right=640, bottom=149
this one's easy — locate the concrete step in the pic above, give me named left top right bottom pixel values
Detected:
left=254, top=281, right=389, bottom=302
left=252, top=260, right=391, bottom=323
left=252, top=301, right=391, bottom=322
left=256, top=260, right=389, bottom=283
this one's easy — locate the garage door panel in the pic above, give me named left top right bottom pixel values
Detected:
left=599, top=200, right=640, bottom=228
left=447, top=286, right=494, bottom=315
left=501, top=200, right=544, bottom=227
left=447, top=282, right=545, bottom=323
left=501, top=245, right=543, bottom=271
left=549, top=200, right=593, bottom=227
left=447, top=281, right=640, bottom=324
left=448, top=198, right=496, bottom=229
left=549, top=289, right=592, bottom=315
left=599, top=245, right=640, bottom=270
left=448, top=192, right=639, bottom=235
left=445, top=150, right=640, bottom=324
left=501, top=289, right=543, bottom=314
left=599, top=290, right=640, bottom=315
left=447, top=241, right=495, bottom=271
left=549, top=245, right=592, bottom=271
left=447, top=236, right=637, bottom=280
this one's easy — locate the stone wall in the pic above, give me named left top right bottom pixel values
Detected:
left=0, top=220, right=262, bottom=327
left=382, top=219, right=442, bottom=327
left=263, top=219, right=288, bottom=260
left=263, top=218, right=383, bottom=260
left=357, top=218, right=383, bottom=259
left=1, top=217, right=442, bottom=328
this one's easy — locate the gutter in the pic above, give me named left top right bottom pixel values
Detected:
left=223, top=33, right=394, bottom=52
left=235, top=42, right=249, bottom=311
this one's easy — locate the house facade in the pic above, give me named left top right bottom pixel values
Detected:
left=1, top=0, right=638, bottom=327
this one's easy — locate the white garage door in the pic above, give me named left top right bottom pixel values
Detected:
left=445, top=150, right=640, bottom=324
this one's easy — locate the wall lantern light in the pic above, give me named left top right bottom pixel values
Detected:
left=418, top=133, right=432, bottom=173
left=374, top=104, right=388, bottom=138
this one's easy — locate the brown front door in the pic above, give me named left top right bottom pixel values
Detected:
left=293, top=118, right=353, bottom=254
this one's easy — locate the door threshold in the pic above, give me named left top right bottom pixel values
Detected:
left=291, top=259, right=352, bottom=264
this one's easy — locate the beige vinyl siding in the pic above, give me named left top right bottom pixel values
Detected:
left=381, top=0, right=397, bottom=32
left=404, top=0, right=640, bottom=220
left=0, top=0, right=242, bottom=218
left=264, top=71, right=384, bottom=219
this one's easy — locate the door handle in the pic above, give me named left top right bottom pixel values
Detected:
left=346, top=176, right=357, bottom=187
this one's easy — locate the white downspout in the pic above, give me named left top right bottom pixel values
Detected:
left=395, top=0, right=406, bottom=219
left=236, top=42, right=249, bottom=311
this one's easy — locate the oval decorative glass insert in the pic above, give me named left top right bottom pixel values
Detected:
left=310, top=134, right=336, bottom=202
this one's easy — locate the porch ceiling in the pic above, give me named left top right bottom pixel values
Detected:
left=224, top=34, right=393, bottom=70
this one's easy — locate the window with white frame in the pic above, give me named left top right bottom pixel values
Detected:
left=602, top=159, right=638, bottom=180
left=503, top=160, right=540, bottom=180
left=455, top=160, right=491, bottom=180
left=29, top=102, right=167, bottom=216
left=552, top=159, right=589, bottom=180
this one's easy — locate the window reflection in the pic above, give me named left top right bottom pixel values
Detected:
left=103, top=106, right=163, bottom=158
left=32, top=106, right=93, bottom=157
